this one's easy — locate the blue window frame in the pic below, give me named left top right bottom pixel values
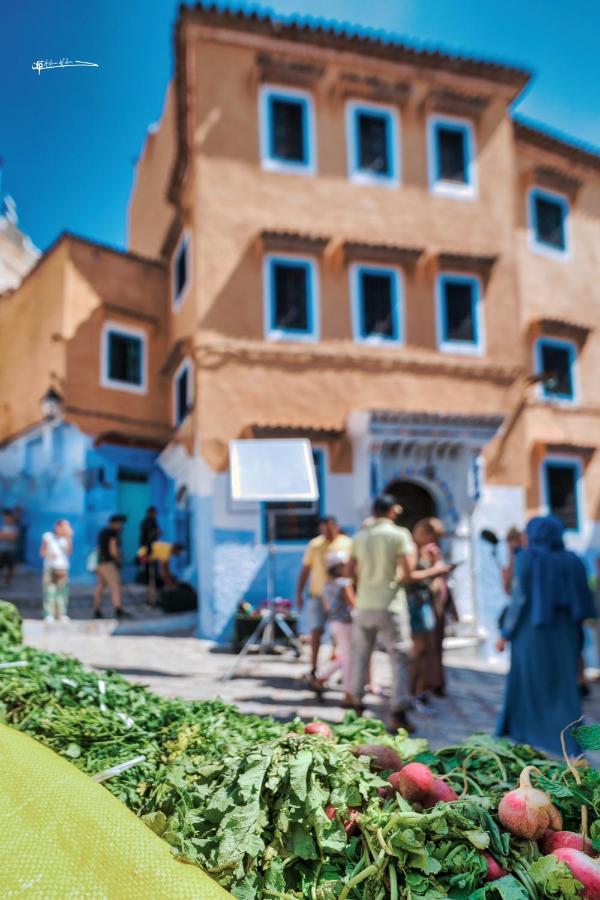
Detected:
left=534, top=338, right=577, bottom=403
left=173, top=358, right=193, bottom=426
left=259, top=85, right=315, bottom=175
left=172, top=231, right=190, bottom=308
left=101, top=321, right=147, bottom=394
left=346, top=101, right=399, bottom=185
left=528, top=188, right=570, bottom=259
left=428, top=115, right=477, bottom=198
left=436, top=273, right=483, bottom=354
left=542, top=458, right=582, bottom=532
left=263, top=448, right=325, bottom=543
left=263, top=255, right=319, bottom=342
left=350, top=264, right=403, bottom=344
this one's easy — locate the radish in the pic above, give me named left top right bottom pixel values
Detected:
left=378, top=785, right=393, bottom=799
left=352, top=744, right=403, bottom=772
left=388, top=763, right=434, bottom=802
left=323, top=804, right=359, bottom=834
left=484, top=852, right=507, bottom=883
left=498, top=766, right=562, bottom=840
left=324, top=804, right=337, bottom=821
left=541, top=830, right=594, bottom=857
left=552, top=848, right=600, bottom=899
left=304, top=721, right=333, bottom=739
left=421, top=778, right=458, bottom=808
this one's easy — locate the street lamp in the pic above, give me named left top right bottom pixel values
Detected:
left=40, top=387, right=63, bottom=422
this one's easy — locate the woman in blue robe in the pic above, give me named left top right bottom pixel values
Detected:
left=496, top=515, right=595, bottom=757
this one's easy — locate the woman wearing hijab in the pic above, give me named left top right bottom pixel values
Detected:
left=496, top=515, right=595, bottom=757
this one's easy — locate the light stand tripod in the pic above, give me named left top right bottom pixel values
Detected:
left=223, top=508, right=303, bottom=680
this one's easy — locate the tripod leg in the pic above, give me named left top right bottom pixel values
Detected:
left=222, top=615, right=269, bottom=681
left=274, top=614, right=303, bottom=658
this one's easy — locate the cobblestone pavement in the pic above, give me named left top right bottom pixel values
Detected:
left=22, top=619, right=600, bottom=752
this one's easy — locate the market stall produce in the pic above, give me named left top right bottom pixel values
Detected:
left=1, top=601, right=600, bottom=898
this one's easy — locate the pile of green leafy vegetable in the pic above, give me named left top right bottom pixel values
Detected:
left=0, top=598, right=22, bottom=646
left=0, top=602, right=598, bottom=898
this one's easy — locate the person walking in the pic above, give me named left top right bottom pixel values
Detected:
left=310, top=550, right=355, bottom=703
left=40, top=520, right=73, bottom=622
left=496, top=515, right=595, bottom=757
left=349, top=494, right=450, bottom=733
left=296, top=516, right=352, bottom=678
left=93, top=515, right=128, bottom=619
left=138, top=507, right=161, bottom=586
left=0, top=509, right=19, bottom=586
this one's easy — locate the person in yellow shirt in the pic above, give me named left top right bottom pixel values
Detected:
left=296, top=517, right=352, bottom=676
left=137, top=541, right=184, bottom=589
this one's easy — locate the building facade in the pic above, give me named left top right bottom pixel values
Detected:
left=2, top=5, right=599, bottom=640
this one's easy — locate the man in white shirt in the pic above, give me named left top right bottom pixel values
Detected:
left=40, top=520, right=73, bottom=622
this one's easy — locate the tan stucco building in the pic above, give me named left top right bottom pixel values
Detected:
left=1, top=5, right=599, bottom=640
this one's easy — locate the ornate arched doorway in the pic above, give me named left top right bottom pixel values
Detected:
left=384, top=479, right=437, bottom=532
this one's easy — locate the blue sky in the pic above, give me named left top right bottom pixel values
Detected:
left=2, top=0, right=599, bottom=253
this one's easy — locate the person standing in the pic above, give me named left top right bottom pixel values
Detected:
left=496, top=515, right=595, bottom=756
left=139, top=507, right=160, bottom=585
left=296, top=516, right=352, bottom=677
left=93, top=515, right=128, bottom=619
left=13, top=505, right=27, bottom=564
left=0, top=509, right=19, bottom=586
left=311, top=550, right=355, bottom=703
left=40, top=520, right=73, bottom=622
left=349, top=495, right=450, bottom=733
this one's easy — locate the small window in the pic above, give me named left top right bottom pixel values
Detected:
left=264, top=256, right=318, bottom=341
left=264, top=449, right=324, bottom=542
left=428, top=116, right=477, bottom=198
left=535, top=339, right=576, bottom=402
left=259, top=86, right=315, bottom=175
left=528, top=189, right=569, bottom=257
left=351, top=265, right=403, bottom=343
left=173, top=359, right=192, bottom=426
left=543, top=460, right=580, bottom=531
left=347, top=102, right=399, bottom=184
left=437, top=274, right=483, bottom=354
left=101, top=322, right=146, bottom=393
left=172, top=231, right=190, bottom=307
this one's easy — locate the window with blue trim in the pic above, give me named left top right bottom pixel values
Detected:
left=174, top=360, right=192, bottom=426
left=263, top=450, right=324, bottom=542
left=529, top=189, right=569, bottom=255
left=428, top=116, right=476, bottom=197
left=544, top=460, right=580, bottom=531
left=260, top=86, right=314, bottom=173
left=438, top=275, right=481, bottom=351
left=347, top=102, right=398, bottom=183
left=173, top=232, right=189, bottom=307
left=265, top=256, right=317, bottom=340
left=352, top=266, right=401, bottom=342
left=536, top=339, right=575, bottom=401
left=107, top=330, right=143, bottom=386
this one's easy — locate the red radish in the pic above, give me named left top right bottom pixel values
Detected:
left=422, top=778, right=458, bottom=808
left=541, top=830, right=594, bottom=857
left=389, top=763, right=434, bottom=802
left=498, top=766, right=562, bottom=840
left=552, top=848, right=600, bottom=899
left=324, top=805, right=337, bottom=821
left=484, top=852, right=507, bottom=883
left=343, top=809, right=360, bottom=835
left=378, top=786, right=393, bottom=799
left=352, top=744, right=403, bottom=771
left=304, top=721, right=333, bottom=739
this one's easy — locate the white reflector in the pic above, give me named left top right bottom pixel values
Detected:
left=229, top=439, right=319, bottom=502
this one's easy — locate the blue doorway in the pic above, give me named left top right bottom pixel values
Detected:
left=117, top=468, right=150, bottom=567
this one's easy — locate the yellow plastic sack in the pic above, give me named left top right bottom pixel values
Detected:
left=0, top=724, right=231, bottom=899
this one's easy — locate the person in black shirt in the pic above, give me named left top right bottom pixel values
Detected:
left=139, top=507, right=160, bottom=554
left=93, top=514, right=127, bottom=619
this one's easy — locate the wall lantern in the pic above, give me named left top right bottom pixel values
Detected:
left=40, top=386, right=63, bottom=422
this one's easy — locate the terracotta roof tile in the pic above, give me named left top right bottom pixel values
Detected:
left=514, top=117, right=600, bottom=172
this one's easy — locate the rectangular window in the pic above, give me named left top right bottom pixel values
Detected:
left=172, top=231, right=190, bottom=307
left=543, top=460, right=580, bottom=531
left=259, top=86, right=315, bottom=175
left=351, top=265, right=402, bottom=343
left=536, top=339, right=575, bottom=401
left=528, top=188, right=569, bottom=257
left=346, top=102, right=399, bottom=185
left=173, top=359, right=192, bottom=426
left=264, top=256, right=318, bottom=341
left=428, top=116, right=477, bottom=198
left=437, top=274, right=482, bottom=353
left=101, top=322, right=147, bottom=394
left=264, top=449, right=324, bottom=542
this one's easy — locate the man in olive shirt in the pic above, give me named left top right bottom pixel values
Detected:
left=296, top=516, right=352, bottom=675
left=350, top=494, right=449, bottom=733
